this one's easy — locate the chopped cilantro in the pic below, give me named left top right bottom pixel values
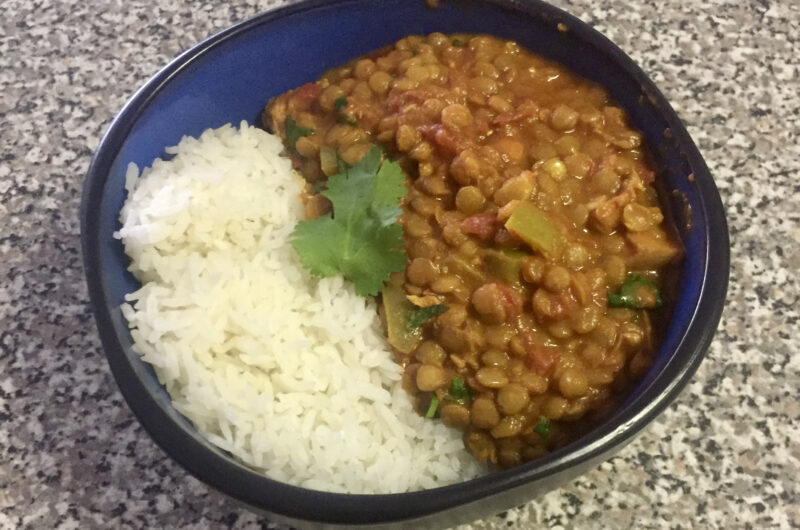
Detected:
left=608, top=274, right=662, bottom=309
left=449, top=376, right=471, bottom=403
left=290, top=146, right=407, bottom=296
left=334, top=95, right=357, bottom=125
left=534, top=416, right=550, bottom=437
left=452, top=38, right=466, bottom=47
left=406, top=304, right=449, bottom=330
left=284, top=116, right=314, bottom=156
left=425, top=395, right=439, bottom=418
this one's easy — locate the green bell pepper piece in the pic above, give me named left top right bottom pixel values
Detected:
left=504, top=201, right=563, bottom=257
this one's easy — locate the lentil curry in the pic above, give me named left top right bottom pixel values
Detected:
left=265, top=34, right=682, bottom=467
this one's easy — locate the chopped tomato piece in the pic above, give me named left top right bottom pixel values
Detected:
left=460, top=213, right=498, bottom=240
left=292, top=82, right=322, bottom=110
left=521, top=334, right=561, bottom=376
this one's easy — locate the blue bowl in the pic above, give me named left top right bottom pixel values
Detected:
left=81, top=0, right=729, bottom=527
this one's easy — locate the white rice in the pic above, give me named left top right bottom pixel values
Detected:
left=114, top=122, right=484, bottom=493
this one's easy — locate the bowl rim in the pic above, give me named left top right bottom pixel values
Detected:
left=80, top=0, right=729, bottom=524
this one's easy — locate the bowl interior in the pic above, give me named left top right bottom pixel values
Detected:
left=85, top=0, right=724, bottom=525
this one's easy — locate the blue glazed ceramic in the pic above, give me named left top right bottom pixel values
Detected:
left=81, top=0, right=729, bottom=528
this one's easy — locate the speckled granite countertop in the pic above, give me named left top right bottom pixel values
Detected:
left=1, top=0, right=798, bottom=528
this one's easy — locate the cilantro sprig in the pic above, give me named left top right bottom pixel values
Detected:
left=406, top=304, right=449, bottom=330
left=425, top=395, right=439, bottom=418
left=290, top=146, right=407, bottom=296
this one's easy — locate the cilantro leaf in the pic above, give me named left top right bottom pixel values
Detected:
left=534, top=416, right=550, bottom=437
left=334, top=96, right=357, bottom=125
left=285, top=116, right=314, bottom=156
left=608, top=273, right=662, bottom=309
left=406, top=304, right=449, bottom=330
left=452, top=38, right=466, bottom=47
left=449, top=376, right=471, bottom=402
left=290, top=146, right=408, bottom=296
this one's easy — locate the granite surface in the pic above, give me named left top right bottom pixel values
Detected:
left=1, top=0, right=798, bottom=528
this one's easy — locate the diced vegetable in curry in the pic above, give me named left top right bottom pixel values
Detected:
left=265, top=33, right=681, bottom=468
